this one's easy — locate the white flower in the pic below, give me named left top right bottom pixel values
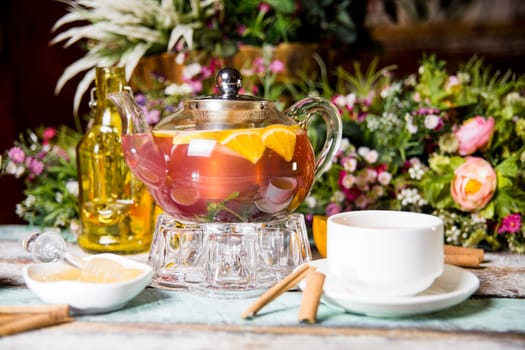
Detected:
left=345, top=93, right=356, bottom=108
left=56, top=192, right=64, bottom=203
left=333, top=95, right=347, bottom=107
left=505, top=92, right=525, bottom=107
left=332, top=191, right=345, bottom=203
left=364, top=150, right=378, bottom=164
left=15, top=204, right=25, bottom=216
left=405, top=74, right=417, bottom=87
left=182, top=62, right=202, bottom=79
left=445, top=225, right=462, bottom=243
left=240, top=67, right=255, bottom=77
left=175, top=52, right=185, bottom=64
left=304, top=196, right=317, bottom=209
left=424, top=114, right=440, bottom=130
left=165, top=83, right=193, bottom=96
left=5, top=161, right=25, bottom=178
left=24, top=195, right=36, bottom=207
left=470, top=213, right=487, bottom=224
left=408, top=164, right=425, bottom=180
left=397, top=188, right=426, bottom=207
left=342, top=157, right=357, bottom=172
left=405, top=114, right=418, bottom=134
left=380, top=86, right=390, bottom=98
left=342, top=174, right=356, bottom=189
left=379, top=83, right=400, bottom=98
left=338, top=138, right=351, bottom=153
left=366, top=117, right=381, bottom=132
left=377, top=171, right=392, bottom=185
left=409, top=157, right=422, bottom=166
left=66, top=181, right=79, bottom=197
left=357, top=146, right=370, bottom=158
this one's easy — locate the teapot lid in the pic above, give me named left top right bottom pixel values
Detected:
left=186, top=67, right=273, bottom=112
left=197, top=67, right=266, bottom=102
left=161, top=67, right=287, bottom=129
left=154, top=67, right=295, bottom=131
left=215, top=67, right=264, bottom=101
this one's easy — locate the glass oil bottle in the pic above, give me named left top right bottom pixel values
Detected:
left=76, top=66, right=153, bottom=253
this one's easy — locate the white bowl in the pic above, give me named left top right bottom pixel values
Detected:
left=23, top=253, right=153, bottom=314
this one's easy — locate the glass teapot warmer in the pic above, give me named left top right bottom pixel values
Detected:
left=148, top=213, right=311, bottom=298
left=110, top=68, right=341, bottom=298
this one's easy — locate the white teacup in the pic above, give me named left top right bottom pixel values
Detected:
left=327, top=210, right=444, bottom=297
left=265, top=177, right=297, bottom=204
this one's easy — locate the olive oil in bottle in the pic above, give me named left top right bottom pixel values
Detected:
left=76, top=66, right=153, bottom=253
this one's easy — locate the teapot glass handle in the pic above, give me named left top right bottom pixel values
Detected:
left=285, top=97, right=342, bottom=181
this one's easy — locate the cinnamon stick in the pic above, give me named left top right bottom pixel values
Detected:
left=298, top=271, right=326, bottom=324
left=0, top=305, right=70, bottom=315
left=0, top=304, right=73, bottom=336
left=444, top=254, right=481, bottom=268
left=242, top=264, right=315, bottom=319
left=444, top=245, right=484, bottom=262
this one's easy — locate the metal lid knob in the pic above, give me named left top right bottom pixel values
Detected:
left=216, top=68, right=242, bottom=98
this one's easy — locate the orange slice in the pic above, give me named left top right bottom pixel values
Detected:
left=152, top=129, right=177, bottom=138
left=261, top=125, right=298, bottom=161
left=153, top=130, right=225, bottom=144
left=220, top=130, right=265, bottom=164
left=312, top=215, right=328, bottom=258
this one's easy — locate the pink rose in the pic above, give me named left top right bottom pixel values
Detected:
left=451, top=157, right=496, bottom=212
left=455, top=116, right=495, bottom=155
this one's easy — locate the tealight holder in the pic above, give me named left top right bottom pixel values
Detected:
left=148, top=213, right=312, bottom=298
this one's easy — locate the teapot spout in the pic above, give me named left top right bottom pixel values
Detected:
left=108, top=91, right=167, bottom=189
left=108, top=91, right=151, bottom=136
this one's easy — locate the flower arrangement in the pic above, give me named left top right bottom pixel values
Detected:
left=300, top=55, right=525, bottom=253
left=0, top=126, right=81, bottom=237
left=51, top=0, right=364, bottom=113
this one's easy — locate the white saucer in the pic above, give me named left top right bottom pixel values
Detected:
left=299, top=259, right=479, bottom=317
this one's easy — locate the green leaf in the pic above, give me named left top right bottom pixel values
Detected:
left=495, top=156, right=518, bottom=178
left=497, top=175, right=512, bottom=190
left=421, top=174, right=452, bottom=208
left=266, top=0, right=296, bottom=13
left=493, top=187, right=525, bottom=218
left=478, top=201, right=495, bottom=219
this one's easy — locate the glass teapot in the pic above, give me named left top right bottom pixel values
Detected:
left=109, top=68, right=341, bottom=223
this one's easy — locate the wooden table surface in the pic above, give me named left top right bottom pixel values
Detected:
left=1, top=225, right=524, bottom=349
